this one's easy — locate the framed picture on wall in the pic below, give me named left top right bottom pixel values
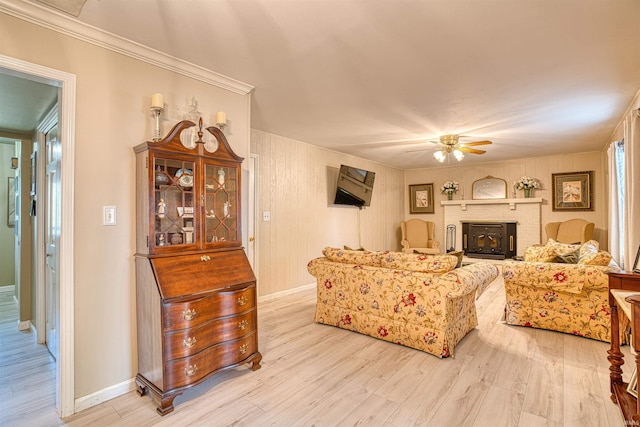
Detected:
left=633, top=246, right=640, bottom=274
left=551, top=171, right=594, bottom=211
left=409, top=183, right=434, bottom=214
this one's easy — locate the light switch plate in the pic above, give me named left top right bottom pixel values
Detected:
left=103, top=206, right=116, bottom=226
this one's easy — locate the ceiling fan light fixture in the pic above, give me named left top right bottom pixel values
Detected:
left=453, top=149, right=464, bottom=161
left=434, top=150, right=446, bottom=162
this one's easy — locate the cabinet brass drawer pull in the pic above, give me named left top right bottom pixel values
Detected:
left=182, top=309, right=196, bottom=321
left=239, top=344, right=249, bottom=355
left=184, top=364, right=198, bottom=377
left=237, top=295, right=248, bottom=306
left=238, top=320, right=249, bottom=331
left=183, top=337, right=197, bottom=348
left=200, top=255, right=211, bottom=262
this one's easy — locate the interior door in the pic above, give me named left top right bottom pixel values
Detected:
left=45, top=123, right=60, bottom=360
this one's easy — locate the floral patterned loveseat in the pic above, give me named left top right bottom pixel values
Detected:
left=307, top=248, right=499, bottom=358
left=502, top=239, right=623, bottom=342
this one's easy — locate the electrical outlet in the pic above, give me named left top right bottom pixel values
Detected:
left=263, top=211, right=270, bottom=221
left=104, top=206, right=116, bottom=226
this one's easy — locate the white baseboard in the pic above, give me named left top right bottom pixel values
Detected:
left=74, top=377, right=137, bottom=413
left=0, top=285, right=15, bottom=293
left=258, top=282, right=316, bottom=302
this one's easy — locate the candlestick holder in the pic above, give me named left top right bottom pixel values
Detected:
left=151, top=106, right=164, bottom=141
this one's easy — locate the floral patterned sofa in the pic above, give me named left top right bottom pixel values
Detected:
left=307, top=248, right=500, bottom=358
left=502, top=239, right=624, bottom=342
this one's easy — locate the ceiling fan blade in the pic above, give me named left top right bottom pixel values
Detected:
left=458, top=147, right=486, bottom=154
left=405, top=148, right=432, bottom=153
left=461, top=140, right=492, bottom=146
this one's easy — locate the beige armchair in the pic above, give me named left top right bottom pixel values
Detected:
left=401, top=219, right=440, bottom=254
left=544, top=218, right=595, bottom=244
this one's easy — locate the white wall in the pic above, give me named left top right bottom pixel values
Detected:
left=251, top=129, right=405, bottom=296
left=0, top=12, right=251, bottom=399
left=405, top=151, right=607, bottom=249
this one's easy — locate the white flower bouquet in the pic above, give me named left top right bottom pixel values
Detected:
left=515, top=176, right=541, bottom=190
left=440, top=180, right=459, bottom=194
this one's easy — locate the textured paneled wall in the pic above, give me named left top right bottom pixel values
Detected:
left=251, top=130, right=404, bottom=296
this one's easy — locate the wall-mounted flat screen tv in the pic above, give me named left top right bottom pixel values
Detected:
left=334, top=165, right=375, bottom=207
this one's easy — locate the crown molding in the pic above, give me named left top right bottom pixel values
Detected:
left=0, top=0, right=254, bottom=95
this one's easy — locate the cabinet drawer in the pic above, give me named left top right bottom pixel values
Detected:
left=163, top=286, right=255, bottom=331
left=164, top=309, right=256, bottom=359
left=165, top=333, right=258, bottom=390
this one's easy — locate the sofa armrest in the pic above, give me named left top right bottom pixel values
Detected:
left=307, top=257, right=329, bottom=277
left=436, top=262, right=500, bottom=299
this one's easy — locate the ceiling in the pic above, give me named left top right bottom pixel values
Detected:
left=4, top=0, right=640, bottom=168
left=0, top=71, right=58, bottom=144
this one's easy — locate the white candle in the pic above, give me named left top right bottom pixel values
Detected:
left=151, top=93, right=164, bottom=108
left=216, top=111, right=227, bottom=125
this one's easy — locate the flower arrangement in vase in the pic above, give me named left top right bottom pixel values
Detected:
left=441, top=180, right=459, bottom=200
left=515, top=176, right=541, bottom=198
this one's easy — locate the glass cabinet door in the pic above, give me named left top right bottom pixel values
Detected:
left=153, top=157, right=196, bottom=249
left=204, top=163, right=238, bottom=244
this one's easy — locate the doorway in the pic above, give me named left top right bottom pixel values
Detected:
left=0, top=54, right=76, bottom=418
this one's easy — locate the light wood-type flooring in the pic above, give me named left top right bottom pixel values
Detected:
left=0, top=274, right=628, bottom=426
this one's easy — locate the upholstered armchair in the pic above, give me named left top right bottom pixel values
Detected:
left=401, top=219, right=440, bottom=254
left=545, top=218, right=595, bottom=244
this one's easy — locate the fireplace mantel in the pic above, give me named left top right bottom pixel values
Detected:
left=441, top=198, right=543, bottom=211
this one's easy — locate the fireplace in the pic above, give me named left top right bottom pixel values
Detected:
left=462, top=221, right=517, bottom=260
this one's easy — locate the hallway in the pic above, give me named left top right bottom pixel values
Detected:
left=0, top=286, right=58, bottom=425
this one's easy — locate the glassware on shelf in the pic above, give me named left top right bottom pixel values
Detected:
left=155, top=165, right=169, bottom=186
left=218, top=169, right=225, bottom=186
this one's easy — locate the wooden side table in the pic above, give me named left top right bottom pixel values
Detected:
left=608, top=270, right=640, bottom=425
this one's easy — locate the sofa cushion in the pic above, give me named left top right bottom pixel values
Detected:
left=524, top=245, right=557, bottom=262
left=579, top=240, right=600, bottom=258
left=554, top=248, right=580, bottom=264
left=447, top=250, right=464, bottom=268
left=578, top=250, right=613, bottom=266
left=322, top=247, right=382, bottom=266
left=381, top=252, right=457, bottom=273
left=546, top=238, right=581, bottom=256
left=525, top=239, right=602, bottom=264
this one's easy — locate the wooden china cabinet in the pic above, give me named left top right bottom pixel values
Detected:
left=133, top=119, right=261, bottom=415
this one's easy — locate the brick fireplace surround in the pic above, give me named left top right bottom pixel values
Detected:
left=442, top=198, right=543, bottom=257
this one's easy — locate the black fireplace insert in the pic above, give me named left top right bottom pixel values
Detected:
left=462, top=221, right=517, bottom=260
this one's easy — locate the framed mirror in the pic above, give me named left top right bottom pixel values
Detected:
left=472, top=176, right=507, bottom=199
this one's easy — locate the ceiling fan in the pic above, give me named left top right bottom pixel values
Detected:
left=409, top=134, right=492, bottom=162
